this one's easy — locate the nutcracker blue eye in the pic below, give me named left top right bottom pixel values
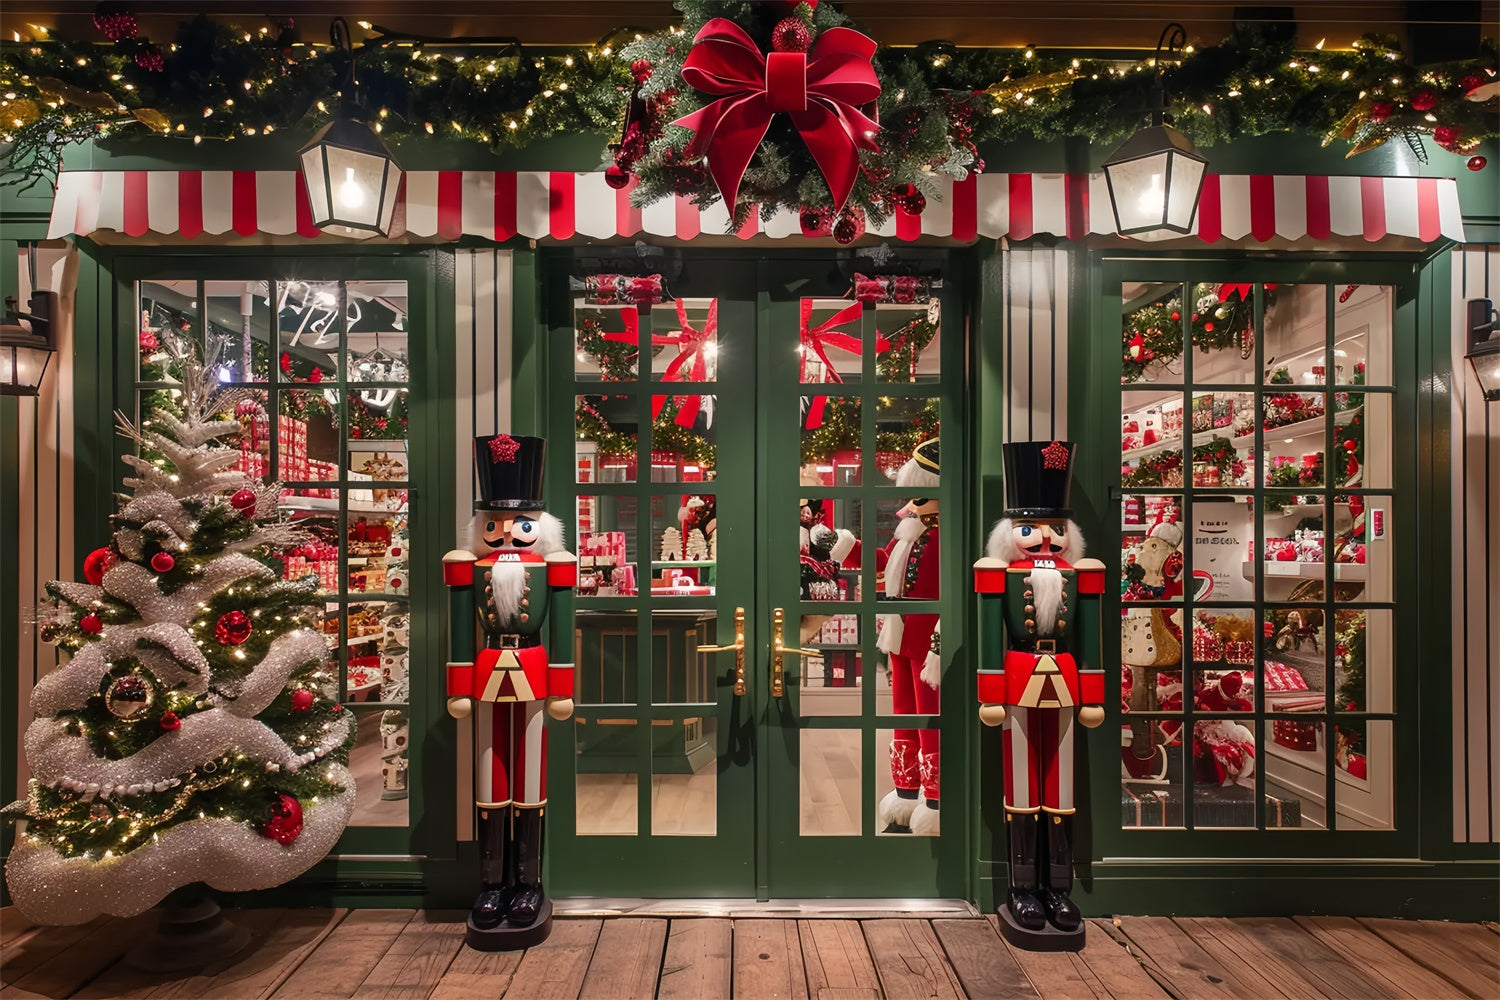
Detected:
left=1019, top=525, right=1033, bottom=537
left=510, top=517, right=539, bottom=545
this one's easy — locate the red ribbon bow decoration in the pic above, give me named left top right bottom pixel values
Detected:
left=801, top=299, right=889, bottom=428
left=672, top=18, right=882, bottom=213
left=651, top=299, right=718, bottom=427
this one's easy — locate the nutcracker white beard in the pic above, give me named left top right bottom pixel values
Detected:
left=884, top=515, right=927, bottom=598
left=1030, top=566, right=1064, bottom=638
left=490, top=560, right=526, bottom=623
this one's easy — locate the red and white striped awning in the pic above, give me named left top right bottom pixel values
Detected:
left=47, top=169, right=1466, bottom=244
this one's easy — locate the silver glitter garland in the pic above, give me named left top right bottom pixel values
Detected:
left=5, top=764, right=356, bottom=925
left=30, top=622, right=209, bottom=717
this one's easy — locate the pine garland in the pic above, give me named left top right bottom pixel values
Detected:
left=575, top=316, right=639, bottom=382
left=799, top=395, right=939, bottom=465
left=574, top=394, right=716, bottom=470
left=1122, top=283, right=1262, bottom=384
left=2, top=9, right=1493, bottom=193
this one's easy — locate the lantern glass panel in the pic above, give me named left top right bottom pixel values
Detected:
left=1165, top=152, right=1206, bottom=233
left=0, top=342, right=52, bottom=394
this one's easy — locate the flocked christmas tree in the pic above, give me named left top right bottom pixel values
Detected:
left=3, top=335, right=355, bottom=925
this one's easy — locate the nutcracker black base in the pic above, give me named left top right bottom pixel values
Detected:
left=465, top=897, right=553, bottom=951
left=995, top=904, right=1086, bottom=952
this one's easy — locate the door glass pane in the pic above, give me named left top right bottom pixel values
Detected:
left=650, top=298, right=718, bottom=382
left=1121, top=281, right=1186, bottom=385
left=277, top=279, right=343, bottom=379
left=800, top=728, right=861, bottom=836
left=139, top=279, right=198, bottom=380
left=876, top=728, right=939, bottom=836
left=1185, top=281, right=1258, bottom=384
left=804, top=396, right=861, bottom=486
left=876, top=300, right=941, bottom=383
left=577, top=394, right=638, bottom=483
left=1335, top=719, right=1392, bottom=830
left=875, top=397, right=939, bottom=485
left=1192, top=717, right=1258, bottom=828
left=280, top=497, right=343, bottom=596
left=575, top=719, right=639, bottom=836
left=1122, top=495, right=1183, bottom=600
left=1339, top=391, right=1386, bottom=489
left=1190, top=500, right=1255, bottom=602
left=347, top=707, right=409, bottom=826
left=651, top=608, right=716, bottom=703
left=1189, top=608, right=1257, bottom=702
left=801, top=614, right=862, bottom=718
left=1334, top=609, right=1392, bottom=714
left=205, top=280, right=270, bottom=383
left=1123, top=390, right=1184, bottom=488
left=575, top=609, right=638, bottom=705
left=799, top=298, right=864, bottom=384
left=652, top=495, right=716, bottom=595
left=875, top=613, right=941, bottom=716
left=577, top=494, right=638, bottom=596
left=345, top=280, right=409, bottom=385
left=651, top=394, right=716, bottom=480
left=277, top=389, right=340, bottom=483
left=799, top=497, right=861, bottom=602
left=1264, top=719, right=1326, bottom=830
left=875, top=496, right=935, bottom=603
left=1333, top=284, right=1393, bottom=387
left=221, top=389, right=271, bottom=482
left=1261, top=390, right=1327, bottom=487
left=576, top=304, right=640, bottom=382
left=653, top=718, right=717, bottom=836
left=1121, top=737, right=1185, bottom=827
left=1263, top=606, right=1328, bottom=698
left=1263, top=284, right=1327, bottom=387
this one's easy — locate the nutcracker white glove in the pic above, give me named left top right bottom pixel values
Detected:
left=920, top=622, right=941, bottom=688
left=547, top=697, right=574, bottom=721
left=979, top=703, right=1008, bottom=727
left=1077, top=706, right=1105, bottom=728
left=447, top=696, right=473, bottom=720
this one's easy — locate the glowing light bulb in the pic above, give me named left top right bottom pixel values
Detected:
left=338, top=167, right=366, bottom=210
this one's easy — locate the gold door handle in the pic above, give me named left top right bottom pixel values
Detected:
left=770, top=607, right=820, bottom=699
left=700, top=607, right=747, bottom=696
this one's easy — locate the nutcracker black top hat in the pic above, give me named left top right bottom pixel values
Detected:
left=473, top=433, right=546, bottom=511
left=1002, top=440, right=1076, bottom=518
left=913, top=438, right=939, bottom=475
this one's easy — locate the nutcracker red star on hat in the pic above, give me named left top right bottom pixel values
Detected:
left=973, top=440, right=1105, bottom=948
left=875, top=439, right=942, bottom=836
left=444, top=433, right=577, bottom=950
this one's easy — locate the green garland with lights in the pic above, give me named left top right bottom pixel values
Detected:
left=575, top=315, right=639, bottom=382
left=574, top=393, right=716, bottom=470
left=1122, top=282, right=1264, bottom=383
left=800, top=395, right=940, bottom=466
left=1, top=7, right=1494, bottom=197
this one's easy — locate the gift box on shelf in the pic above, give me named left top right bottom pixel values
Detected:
left=1191, top=394, right=1215, bottom=432
left=1122, top=784, right=1184, bottom=828
left=1195, top=784, right=1303, bottom=827
left=598, top=452, right=637, bottom=482
left=649, top=450, right=682, bottom=482
left=1192, top=627, right=1225, bottom=663
left=814, top=450, right=861, bottom=487
left=1272, top=714, right=1322, bottom=751
left=1123, top=495, right=1144, bottom=526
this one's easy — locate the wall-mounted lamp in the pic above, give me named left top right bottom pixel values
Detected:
left=1466, top=298, right=1500, bottom=402
left=1, top=291, right=59, bottom=396
left=1102, top=24, right=1208, bottom=238
left=298, top=18, right=401, bottom=238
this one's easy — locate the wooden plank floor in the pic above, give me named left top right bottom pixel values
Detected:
left=2, top=908, right=1494, bottom=999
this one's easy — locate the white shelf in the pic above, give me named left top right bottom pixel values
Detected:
left=1243, top=561, right=1368, bottom=582
left=348, top=438, right=407, bottom=452
left=652, top=560, right=718, bottom=569
left=278, top=496, right=407, bottom=514
left=1122, top=405, right=1361, bottom=466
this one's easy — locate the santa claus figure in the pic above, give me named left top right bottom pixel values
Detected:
left=974, top=440, right=1105, bottom=948
left=875, top=439, right=942, bottom=836
left=444, top=434, right=576, bottom=950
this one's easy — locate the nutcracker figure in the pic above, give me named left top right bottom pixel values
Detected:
left=973, top=440, right=1105, bottom=949
left=875, top=439, right=942, bottom=836
left=445, top=434, right=577, bottom=950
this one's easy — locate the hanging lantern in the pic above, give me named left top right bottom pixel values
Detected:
left=1, top=291, right=59, bottom=397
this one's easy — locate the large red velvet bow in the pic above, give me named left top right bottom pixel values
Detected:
left=672, top=18, right=881, bottom=212
left=801, top=299, right=889, bottom=428
left=651, top=299, right=717, bottom=427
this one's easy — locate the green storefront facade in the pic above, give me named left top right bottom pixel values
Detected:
left=3, top=116, right=1497, bottom=919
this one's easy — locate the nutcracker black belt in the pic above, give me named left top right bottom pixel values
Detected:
left=486, top=633, right=542, bottom=650
left=1011, top=639, right=1070, bottom=655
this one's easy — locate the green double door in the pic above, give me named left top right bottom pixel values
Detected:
left=545, top=253, right=967, bottom=899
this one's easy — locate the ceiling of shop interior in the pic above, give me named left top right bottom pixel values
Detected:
left=1, top=1, right=1444, bottom=50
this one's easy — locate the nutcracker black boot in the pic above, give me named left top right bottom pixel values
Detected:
left=469, top=807, right=516, bottom=930
left=505, top=805, right=549, bottom=927
left=1042, top=812, right=1082, bottom=932
left=1005, top=812, right=1047, bottom=931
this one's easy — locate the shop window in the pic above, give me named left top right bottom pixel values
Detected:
left=1118, top=280, right=1394, bottom=833
left=135, top=277, right=413, bottom=828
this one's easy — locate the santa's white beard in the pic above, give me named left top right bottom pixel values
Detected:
left=884, top=516, right=927, bottom=598
left=490, top=560, right=526, bottom=622
left=1030, top=567, right=1063, bottom=637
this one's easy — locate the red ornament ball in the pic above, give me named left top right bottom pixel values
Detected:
left=1204, top=322, right=1215, bottom=333
left=1344, top=438, right=1359, bottom=452
left=150, top=552, right=176, bottom=574
left=135, top=45, right=165, bottom=72
left=291, top=689, right=315, bottom=712
left=215, top=610, right=253, bottom=645
left=892, top=183, right=918, bottom=200
left=1170, top=311, right=1181, bottom=322
left=1368, top=101, right=1395, bottom=122
left=604, top=163, right=631, bottom=190
left=832, top=215, right=861, bottom=245
left=93, top=5, right=138, bottom=41
left=799, top=207, right=826, bottom=232
left=230, top=488, right=258, bottom=512
left=1409, top=88, right=1439, bottom=112
left=259, top=793, right=304, bottom=846
left=1433, top=125, right=1462, bottom=148
left=80, top=613, right=104, bottom=635
left=771, top=17, right=812, bottom=53
left=1469, top=155, right=1488, bottom=171
left=1460, top=73, right=1486, bottom=94
left=899, top=191, right=926, bottom=215
left=83, top=547, right=115, bottom=585
left=159, top=711, right=181, bottom=731
left=630, top=59, right=653, bottom=83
